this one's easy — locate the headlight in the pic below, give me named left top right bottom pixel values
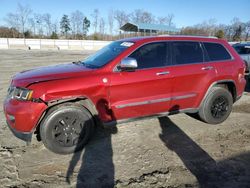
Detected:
left=7, top=86, right=33, bottom=101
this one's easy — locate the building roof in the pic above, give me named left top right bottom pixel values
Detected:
left=120, top=22, right=180, bottom=33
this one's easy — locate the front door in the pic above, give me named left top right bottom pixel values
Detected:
left=109, top=42, right=173, bottom=120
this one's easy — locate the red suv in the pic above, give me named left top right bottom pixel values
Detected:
left=3, top=36, right=246, bottom=154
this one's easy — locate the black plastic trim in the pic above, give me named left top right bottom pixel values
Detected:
left=6, top=121, right=32, bottom=142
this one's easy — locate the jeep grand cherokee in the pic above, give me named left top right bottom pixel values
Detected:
left=3, top=36, right=246, bottom=154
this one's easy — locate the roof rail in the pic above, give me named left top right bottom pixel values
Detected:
left=157, top=35, right=218, bottom=39
left=157, top=34, right=170, bottom=37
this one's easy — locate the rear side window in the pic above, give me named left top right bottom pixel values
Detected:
left=129, top=42, right=168, bottom=69
left=172, top=41, right=204, bottom=65
left=203, top=42, right=232, bottom=61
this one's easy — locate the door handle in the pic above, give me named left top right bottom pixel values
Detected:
left=201, top=66, right=214, bottom=70
left=156, top=71, right=170, bottom=76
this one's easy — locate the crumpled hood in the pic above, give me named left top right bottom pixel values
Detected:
left=12, top=63, right=94, bottom=87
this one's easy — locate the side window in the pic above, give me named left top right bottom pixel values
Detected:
left=233, top=46, right=243, bottom=54
left=245, top=46, right=250, bottom=54
left=235, top=46, right=250, bottom=55
left=172, top=41, right=204, bottom=65
left=204, top=42, right=232, bottom=61
left=129, top=42, right=167, bottom=69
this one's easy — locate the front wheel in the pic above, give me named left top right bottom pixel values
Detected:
left=40, top=103, right=95, bottom=154
left=198, top=86, right=233, bottom=124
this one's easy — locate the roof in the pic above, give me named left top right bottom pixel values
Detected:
left=120, top=22, right=180, bottom=33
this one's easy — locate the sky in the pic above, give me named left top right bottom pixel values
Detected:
left=0, top=0, right=249, bottom=29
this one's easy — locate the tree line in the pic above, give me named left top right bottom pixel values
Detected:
left=181, top=18, right=250, bottom=42
left=0, top=3, right=249, bottom=41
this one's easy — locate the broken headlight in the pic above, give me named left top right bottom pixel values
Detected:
left=7, top=86, right=33, bottom=101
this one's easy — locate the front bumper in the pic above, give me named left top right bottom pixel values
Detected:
left=6, top=120, right=32, bottom=142
left=3, top=98, right=47, bottom=142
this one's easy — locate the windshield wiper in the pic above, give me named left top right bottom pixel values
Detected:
left=73, top=60, right=99, bottom=68
left=72, top=61, right=82, bottom=65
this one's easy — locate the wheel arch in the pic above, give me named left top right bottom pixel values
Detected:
left=34, top=96, right=100, bottom=141
left=200, top=80, right=237, bottom=108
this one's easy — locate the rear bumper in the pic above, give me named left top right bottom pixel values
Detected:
left=6, top=120, right=32, bottom=142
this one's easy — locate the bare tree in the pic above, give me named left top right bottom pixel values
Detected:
left=114, top=10, right=130, bottom=33
left=158, top=14, right=175, bottom=27
left=243, top=21, right=250, bottom=41
left=5, top=13, right=20, bottom=37
left=16, top=3, right=32, bottom=37
left=181, top=26, right=208, bottom=36
left=28, top=18, right=36, bottom=35
left=52, top=20, right=59, bottom=34
left=91, top=9, right=99, bottom=33
left=195, top=18, right=217, bottom=36
left=222, top=25, right=233, bottom=40
left=70, top=10, right=84, bottom=39
left=130, top=9, right=155, bottom=23
left=43, top=13, right=52, bottom=36
left=0, top=27, right=20, bottom=38
left=99, top=17, right=105, bottom=35
left=108, top=9, right=114, bottom=35
left=231, top=17, right=243, bottom=41
left=34, top=13, right=44, bottom=37
left=5, top=13, right=19, bottom=29
left=158, top=16, right=168, bottom=25
left=166, top=14, right=174, bottom=27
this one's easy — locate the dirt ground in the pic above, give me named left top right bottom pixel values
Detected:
left=0, top=50, right=250, bottom=188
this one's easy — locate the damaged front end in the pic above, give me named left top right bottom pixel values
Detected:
left=4, top=82, right=48, bottom=145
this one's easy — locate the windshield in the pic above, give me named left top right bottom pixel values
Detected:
left=82, top=41, right=134, bottom=68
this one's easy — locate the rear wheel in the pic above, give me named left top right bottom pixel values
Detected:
left=40, top=103, right=95, bottom=154
left=198, top=86, right=233, bottom=124
left=243, top=61, right=250, bottom=80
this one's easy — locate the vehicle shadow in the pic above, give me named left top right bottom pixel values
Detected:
left=158, top=116, right=250, bottom=188
left=66, top=124, right=117, bottom=187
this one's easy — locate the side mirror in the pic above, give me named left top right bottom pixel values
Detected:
left=119, top=57, right=138, bottom=71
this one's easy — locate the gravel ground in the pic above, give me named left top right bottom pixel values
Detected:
left=0, top=50, right=250, bottom=188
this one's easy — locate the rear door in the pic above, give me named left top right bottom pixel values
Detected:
left=203, top=42, right=235, bottom=77
left=109, top=42, right=173, bottom=120
left=169, top=41, right=217, bottom=111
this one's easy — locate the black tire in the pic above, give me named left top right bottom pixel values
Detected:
left=244, top=60, right=249, bottom=73
left=198, top=86, right=233, bottom=124
left=40, top=103, right=95, bottom=154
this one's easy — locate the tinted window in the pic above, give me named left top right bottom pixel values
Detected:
left=172, top=42, right=203, bottom=65
left=204, top=42, right=231, bottom=61
left=129, top=42, right=167, bottom=69
left=233, top=45, right=250, bottom=55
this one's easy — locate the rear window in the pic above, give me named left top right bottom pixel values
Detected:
left=203, top=42, right=232, bottom=61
